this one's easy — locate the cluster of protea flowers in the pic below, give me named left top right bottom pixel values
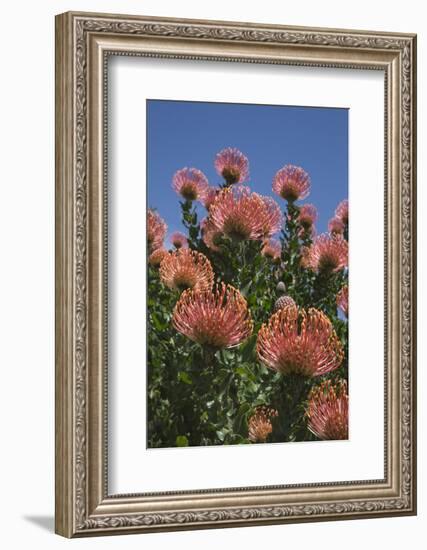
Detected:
left=148, top=146, right=349, bottom=448
left=306, top=380, right=349, bottom=440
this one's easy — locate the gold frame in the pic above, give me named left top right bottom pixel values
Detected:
left=55, top=11, right=417, bottom=538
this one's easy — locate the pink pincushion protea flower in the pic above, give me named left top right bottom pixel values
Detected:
left=147, top=209, right=167, bottom=253
left=301, top=233, right=348, bottom=273
left=272, top=165, right=311, bottom=202
left=328, top=217, right=345, bottom=235
left=298, top=225, right=316, bottom=239
left=306, top=380, right=349, bottom=440
left=248, top=406, right=278, bottom=443
left=148, top=248, right=169, bottom=267
left=335, top=199, right=349, bottom=225
left=172, top=283, right=253, bottom=350
left=214, top=147, right=249, bottom=185
left=172, top=167, right=209, bottom=201
left=337, top=285, right=349, bottom=317
left=159, top=249, right=214, bottom=293
left=298, top=204, right=318, bottom=230
left=170, top=231, right=188, bottom=249
left=201, top=218, right=223, bottom=252
left=208, top=186, right=282, bottom=242
left=203, top=187, right=219, bottom=210
left=256, top=304, right=344, bottom=377
left=261, top=239, right=282, bottom=262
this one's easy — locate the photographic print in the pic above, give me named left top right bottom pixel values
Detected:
left=147, top=99, right=349, bottom=449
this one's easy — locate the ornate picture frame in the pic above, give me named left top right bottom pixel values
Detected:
left=55, top=11, right=417, bottom=537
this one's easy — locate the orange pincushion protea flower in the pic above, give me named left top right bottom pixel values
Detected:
left=272, top=165, right=311, bottom=202
left=148, top=248, right=169, bottom=267
left=337, top=285, right=349, bottom=317
left=261, top=239, right=282, bottom=262
left=301, top=233, right=348, bottom=273
left=214, top=147, right=249, bottom=185
left=306, top=380, right=349, bottom=440
left=256, top=305, right=344, bottom=377
left=172, top=283, right=253, bottom=350
left=248, top=406, right=278, bottom=443
left=201, top=218, right=223, bottom=252
left=159, top=249, right=214, bottom=293
left=208, top=186, right=282, bottom=242
left=335, top=199, right=349, bottom=225
left=172, top=167, right=209, bottom=201
left=147, top=209, right=167, bottom=253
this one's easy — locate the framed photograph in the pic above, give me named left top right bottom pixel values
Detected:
left=55, top=11, right=417, bottom=537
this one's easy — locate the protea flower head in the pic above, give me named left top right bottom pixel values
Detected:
left=298, top=224, right=316, bottom=239
left=201, top=218, right=223, bottom=252
left=335, top=199, right=349, bottom=225
left=148, top=247, right=169, bottom=267
left=248, top=406, right=278, bottom=443
left=298, top=204, right=318, bottom=230
left=272, top=165, right=311, bottom=202
left=170, top=231, right=188, bottom=249
left=276, top=281, right=287, bottom=295
left=337, top=285, right=349, bottom=317
left=214, top=147, right=249, bottom=185
left=159, top=248, right=214, bottom=293
left=147, top=209, right=167, bottom=253
left=306, top=379, right=349, bottom=440
left=261, top=239, right=282, bottom=262
left=172, top=167, right=209, bottom=201
left=274, top=295, right=296, bottom=312
left=203, top=187, right=219, bottom=210
left=208, top=186, right=282, bottom=242
left=328, top=216, right=345, bottom=235
left=172, top=283, right=253, bottom=350
left=256, top=304, right=344, bottom=377
left=301, top=233, right=348, bottom=273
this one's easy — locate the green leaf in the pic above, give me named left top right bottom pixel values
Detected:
left=240, top=279, right=252, bottom=297
left=178, top=371, right=192, bottom=385
left=176, top=435, right=189, bottom=447
left=216, top=430, right=225, bottom=442
left=189, top=226, right=199, bottom=239
left=241, top=334, right=257, bottom=362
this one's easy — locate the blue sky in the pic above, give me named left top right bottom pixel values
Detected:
left=147, top=100, right=348, bottom=243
